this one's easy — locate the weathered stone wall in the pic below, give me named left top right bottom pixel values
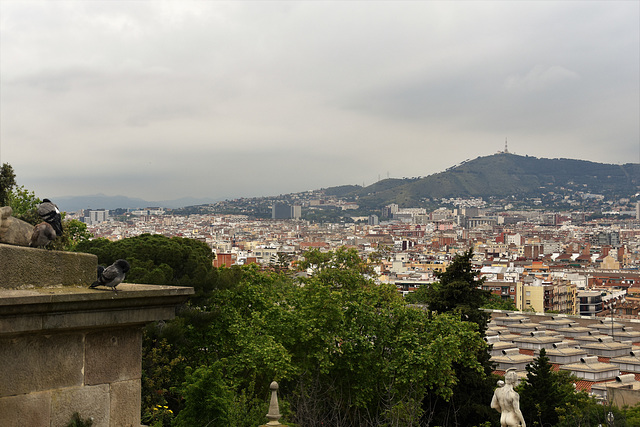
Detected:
left=0, top=328, right=142, bottom=426
left=0, top=243, right=194, bottom=427
left=0, top=243, right=96, bottom=289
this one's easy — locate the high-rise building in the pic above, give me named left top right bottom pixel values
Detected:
left=381, top=204, right=398, bottom=219
left=291, top=205, right=301, bottom=220
left=272, top=203, right=302, bottom=220
left=83, top=209, right=109, bottom=225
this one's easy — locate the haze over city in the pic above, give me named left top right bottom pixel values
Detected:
left=1, top=1, right=638, bottom=202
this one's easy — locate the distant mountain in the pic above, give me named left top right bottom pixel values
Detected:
left=54, top=194, right=221, bottom=212
left=325, top=153, right=640, bottom=208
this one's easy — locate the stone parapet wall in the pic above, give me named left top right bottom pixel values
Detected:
left=0, top=328, right=142, bottom=426
left=0, top=243, right=194, bottom=426
left=0, top=243, right=97, bottom=289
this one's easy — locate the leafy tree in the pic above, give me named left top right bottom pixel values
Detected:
left=140, top=248, right=490, bottom=426
left=48, top=219, right=93, bottom=251
left=173, top=363, right=234, bottom=426
left=288, top=248, right=489, bottom=426
left=406, top=249, right=498, bottom=426
left=419, top=248, right=490, bottom=333
left=0, top=163, right=16, bottom=206
left=6, top=185, right=40, bottom=224
left=483, top=293, right=518, bottom=311
left=75, top=234, right=216, bottom=303
left=519, top=348, right=584, bottom=426
left=621, top=403, right=640, bottom=425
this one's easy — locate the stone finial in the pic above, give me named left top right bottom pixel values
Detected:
left=261, top=381, right=286, bottom=427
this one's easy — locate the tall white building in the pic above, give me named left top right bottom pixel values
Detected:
left=84, top=209, right=109, bottom=225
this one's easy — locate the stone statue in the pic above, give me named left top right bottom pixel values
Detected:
left=491, top=369, right=526, bottom=427
left=0, top=206, right=34, bottom=246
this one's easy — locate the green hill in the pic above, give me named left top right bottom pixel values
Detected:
left=331, top=153, right=640, bottom=208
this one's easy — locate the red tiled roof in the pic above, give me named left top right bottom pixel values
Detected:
left=574, top=379, right=613, bottom=392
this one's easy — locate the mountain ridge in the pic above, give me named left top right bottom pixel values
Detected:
left=325, top=153, right=640, bottom=209
left=54, top=194, right=222, bottom=212
left=55, top=153, right=640, bottom=212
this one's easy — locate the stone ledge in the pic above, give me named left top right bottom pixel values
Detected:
left=0, top=243, right=97, bottom=289
left=0, top=283, right=194, bottom=335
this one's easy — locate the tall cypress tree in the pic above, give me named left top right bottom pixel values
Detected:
left=519, top=348, right=575, bottom=426
left=416, top=249, right=499, bottom=426
left=0, top=163, right=16, bottom=206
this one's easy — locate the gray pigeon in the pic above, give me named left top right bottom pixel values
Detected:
left=89, top=259, right=130, bottom=292
left=29, top=222, right=57, bottom=248
left=37, top=199, right=63, bottom=236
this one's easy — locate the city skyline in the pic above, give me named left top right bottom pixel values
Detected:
left=1, top=1, right=638, bottom=201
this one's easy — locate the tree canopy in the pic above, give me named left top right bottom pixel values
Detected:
left=138, top=247, right=491, bottom=426
left=0, top=163, right=17, bottom=206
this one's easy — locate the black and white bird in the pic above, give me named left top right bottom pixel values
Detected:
left=29, top=222, right=57, bottom=248
left=37, top=199, right=63, bottom=236
left=89, top=259, right=130, bottom=292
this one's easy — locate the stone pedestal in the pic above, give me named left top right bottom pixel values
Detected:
left=0, top=243, right=194, bottom=427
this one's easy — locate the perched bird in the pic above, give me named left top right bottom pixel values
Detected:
left=37, top=199, right=63, bottom=236
left=89, top=259, right=130, bottom=292
left=29, top=222, right=57, bottom=248
left=96, top=265, right=105, bottom=280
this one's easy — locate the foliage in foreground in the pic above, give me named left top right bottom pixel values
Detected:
left=80, top=236, right=640, bottom=426
left=517, top=347, right=638, bottom=426
left=139, top=247, right=490, bottom=426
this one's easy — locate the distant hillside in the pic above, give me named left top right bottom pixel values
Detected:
left=329, top=153, right=640, bottom=208
left=54, top=194, right=221, bottom=212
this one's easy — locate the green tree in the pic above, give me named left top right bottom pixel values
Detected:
left=0, top=163, right=16, bottom=206
left=419, top=248, right=490, bottom=333
left=75, top=234, right=216, bottom=303
left=48, top=219, right=93, bottom=251
left=519, top=348, right=579, bottom=426
left=173, top=363, right=233, bottom=426
left=406, top=249, right=498, bottom=426
left=6, top=185, right=41, bottom=224
left=141, top=248, right=490, bottom=426
left=483, top=293, right=518, bottom=311
left=288, top=248, right=489, bottom=426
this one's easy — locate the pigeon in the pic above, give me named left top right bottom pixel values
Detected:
left=89, top=259, right=130, bottom=292
left=29, top=222, right=57, bottom=248
left=37, top=199, right=63, bottom=236
left=97, top=265, right=105, bottom=279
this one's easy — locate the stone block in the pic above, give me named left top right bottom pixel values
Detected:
left=0, top=243, right=97, bottom=289
left=0, top=332, right=83, bottom=397
left=0, top=391, right=51, bottom=427
left=110, top=379, right=142, bottom=427
left=0, top=206, right=33, bottom=247
left=85, top=327, right=142, bottom=386
left=51, top=384, right=110, bottom=427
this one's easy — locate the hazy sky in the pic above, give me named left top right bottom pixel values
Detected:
left=1, top=1, right=638, bottom=201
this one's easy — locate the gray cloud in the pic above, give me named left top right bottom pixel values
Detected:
left=1, top=1, right=638, bottom=202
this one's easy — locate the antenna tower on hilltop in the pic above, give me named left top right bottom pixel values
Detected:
left=504, top=138, right=509, bottom=154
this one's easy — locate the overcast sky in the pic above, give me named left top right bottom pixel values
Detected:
left=1, top=1, right=638, bottom=202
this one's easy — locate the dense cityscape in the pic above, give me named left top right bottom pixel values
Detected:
left=75, top=188, right=640, bottom=319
